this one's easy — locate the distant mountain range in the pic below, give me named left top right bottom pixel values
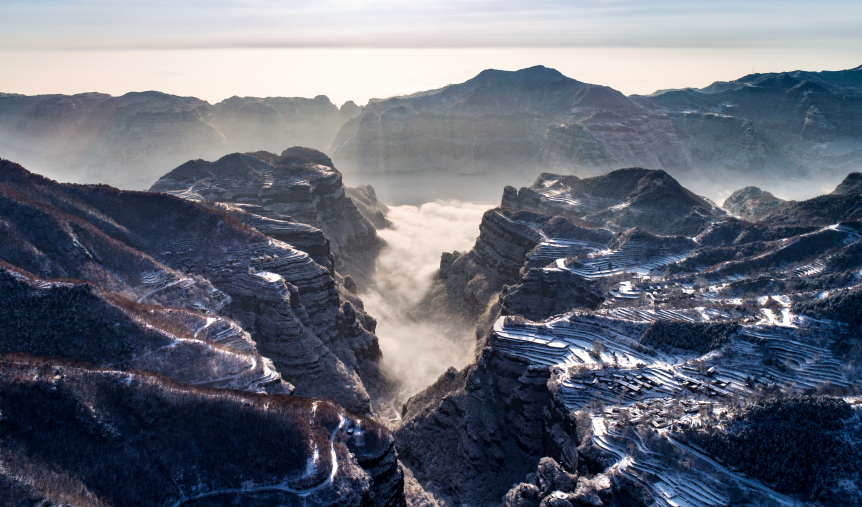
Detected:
left=1, top=65, right=860, bottom=201
left=333, top=65, right=862, bottom=200
left=0, top=91, right=360, bottom=188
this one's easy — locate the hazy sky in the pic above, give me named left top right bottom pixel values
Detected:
left=3, top=1, right=861, bottom=49
left=1, top=1, right=859, bottom=104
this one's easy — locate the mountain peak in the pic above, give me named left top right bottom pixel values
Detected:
left=832, top=172, right=862, bottom=195
left=470, top=65, right=572, bottom=86
left=723, top=186, right=785, bottom=221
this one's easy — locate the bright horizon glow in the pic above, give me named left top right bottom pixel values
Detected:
left=1, top=47, right=859, bottom=107
left=2, top=1, right=859, bottom=105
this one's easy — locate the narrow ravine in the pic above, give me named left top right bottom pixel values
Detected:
left=360, top=200, right=491, bottom=419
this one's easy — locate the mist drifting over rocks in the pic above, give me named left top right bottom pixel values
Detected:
left=359, top=201, right=491, bottom=414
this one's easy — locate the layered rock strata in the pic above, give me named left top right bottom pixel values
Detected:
left=149, top=147, right=384, bottom=288
left=0, top=158, right=381, bottom=414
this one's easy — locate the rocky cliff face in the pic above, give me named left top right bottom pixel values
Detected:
left=0, top=355, right=403, bottom=507
left=416, top=209, right=611, bottom=323
left=0, top=92, right=356, bottom=189
left=346, top=184, right=392, bottom=229
left=395, top=350, right=551, bottom=507
left=149, top=147, right=384, bottom=288
left=0, top=158, right=383, bottom=414
left=539, top=106, right=772, bottom=180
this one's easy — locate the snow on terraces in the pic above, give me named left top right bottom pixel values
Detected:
left=250, top=239, right=328, bottom=283
left=131, top=331, right=283, bottom=393
left=735, top=327, right=852, bottom=390
left=164, top=186, right=205, bottom=202
left=535, top=187, right=582, bottom=209
left=531, top=185, right=622, bottom=217
left=590, top=412, right=796, bottom=507
left=610, top=280, right=642, bottom=301
left=493, top=314, right=688, bottom=410
left=526, top=237, right=607, bottom=269
left=492, top=307, right=853, bottom=413
left=547, top=240, right=691, bottom=279
left=492, top=297, right=851, bottom=505
left=601, top=307, right=699, bottom=323
left=138, top=269, right=231, bottom=314
left=708, top=223, right=861, bottom=283
left=792, top=259, right=827, bottom=277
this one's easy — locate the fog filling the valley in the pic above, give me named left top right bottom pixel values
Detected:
left=360, top=200, right=491, bottom=412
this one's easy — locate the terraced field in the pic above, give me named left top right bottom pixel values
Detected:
left=487, top=212, right=862, bottom=505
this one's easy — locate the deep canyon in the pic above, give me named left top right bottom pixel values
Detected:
left=2, top=63, right=862, bottom=507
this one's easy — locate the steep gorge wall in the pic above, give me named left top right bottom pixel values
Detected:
left=0, top=158, right=384, bottom=414
left=395, top=347, right=552, bottom=507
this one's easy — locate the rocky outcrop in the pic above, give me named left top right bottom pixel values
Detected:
left=416, top=204, right=619, bottom=327
left=207, top=201, right=336, bottom=272
left=149, top=147, right=384, bottom=288
left=0, top=355, right=404, bottom=507
left=722, top=186, right=785, bottom=221
left=499, top=268, right=604, bottom=322
left=502, top=169, right=722, bottom=237
left=347, top=184, right=391, bottom=229
left=502, top=457, right=650, bottom=507
left=418, top=209, right=566, bottom=321
left=0, top=158, right=382, bottom=414
left=0, top=92, right=355, bottom=189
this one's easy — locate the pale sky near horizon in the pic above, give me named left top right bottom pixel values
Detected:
left=1, top=1, right=860, bottom=105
